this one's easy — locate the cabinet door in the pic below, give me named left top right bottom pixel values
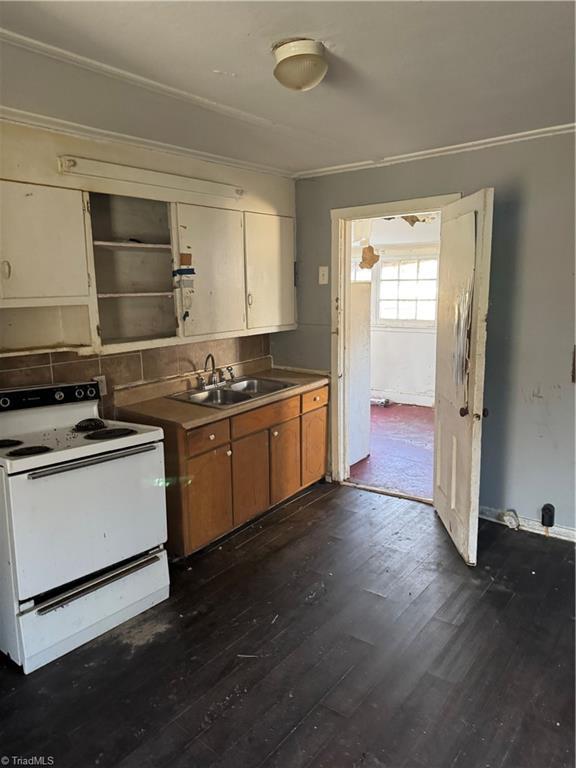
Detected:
left=177, top=204, right=246, bottom=335
left=244, top=212, right=295, bottom=329
left=301, top=407, right=328, bottom=486
left=232, top=430, right=270, bottom=525
left=185, top=445, right=233, bottom=552
left=0, top=181, right=89, bottom=300
left=270, top=417, right=301, bottom=506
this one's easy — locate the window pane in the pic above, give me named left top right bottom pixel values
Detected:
left=380, top=263, right=398, bottom=280
left=398, top=280, right=418, bottom=299
left=398, top=300, right=416, bottom=319
left=415, top=280, right=437, bottom=299
left=417, top=300, right=436, bottom=320
left=399, top=261, right=417, bottom=279
left=380, top=281, right=398, bottom=299
left=379, top=300, right=397, bottom=319
left=418, top=259, right=438, bottom=279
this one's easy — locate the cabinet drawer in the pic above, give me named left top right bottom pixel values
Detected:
left=231, top=396, right=300, bottom=439
left=301, top=386, right=329, bottom=413
left=187, top=419, right=230, bottom=457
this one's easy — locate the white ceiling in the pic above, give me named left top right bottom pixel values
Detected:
left=0, top=1, right=574, bottom=175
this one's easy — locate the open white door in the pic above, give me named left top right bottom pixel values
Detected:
left=348, top=283, right=371, bottom=466
left=434, top=189, right=494, bottom=565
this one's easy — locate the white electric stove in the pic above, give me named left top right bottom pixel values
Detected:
left=0, top=381, right=170, bottom=673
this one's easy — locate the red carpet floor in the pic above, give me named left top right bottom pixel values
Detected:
left=349, top=402, right=434, bottom=499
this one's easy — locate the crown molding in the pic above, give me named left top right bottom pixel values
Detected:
left=0, top=107, right=291, bottom=177
left=293, top=123, right=576, bottom=179
left=0, top=27, right=285, bottom=132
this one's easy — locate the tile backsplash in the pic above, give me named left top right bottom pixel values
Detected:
left=0, top=335, right=270, bottom=415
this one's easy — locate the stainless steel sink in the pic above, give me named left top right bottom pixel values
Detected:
left=229, top=377, right=292, bottom=395
left=169, top=377, right=295, bottom=409
left=172, top=388, right=252, bottom=407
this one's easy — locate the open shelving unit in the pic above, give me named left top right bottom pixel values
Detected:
left=89, top=193, right=178, bottom=345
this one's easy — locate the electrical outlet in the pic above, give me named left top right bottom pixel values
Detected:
left=541, top=503, right=555, bottom=527
left=318, top=266, right=329, bottom=285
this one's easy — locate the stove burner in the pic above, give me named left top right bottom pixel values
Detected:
left=84, top=428, right=137, bottom=441
left=74, top=418, right=106, bottom=433
left=7, top=445, right=53, bottom=457
left=0, top=439, right=23, bottom=449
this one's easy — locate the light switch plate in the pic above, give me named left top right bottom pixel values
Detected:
left=318, top=266, right=329, bottom=285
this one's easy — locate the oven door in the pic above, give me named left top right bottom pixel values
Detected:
left=7, top=442, right=167, bottom=601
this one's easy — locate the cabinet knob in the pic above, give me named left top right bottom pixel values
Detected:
left=313, top=396, right=320, bottom=401
left=272, top=430, right=279, bottom=437
left=0, top=260, right=12, bottom=280
left=226, top=449, right=232, bottom=456
left=247, top=293, right=253, bottom=307
left=209, top=433, right=215, bottom=440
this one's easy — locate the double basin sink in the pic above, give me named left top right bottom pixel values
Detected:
left=170, top=377, right=295, bottom=409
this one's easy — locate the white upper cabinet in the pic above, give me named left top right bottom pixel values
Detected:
left=177, top=204, right=246, bottom=336
left=0, top=181, right=89, bottom=300
left=244, top=212, right=295, bottom=329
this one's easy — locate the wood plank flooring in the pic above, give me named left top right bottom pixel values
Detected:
left=0, top=484, right=574, bottom=768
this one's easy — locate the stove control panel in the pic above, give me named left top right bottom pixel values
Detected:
left=0, top=382, right=100, bottom=411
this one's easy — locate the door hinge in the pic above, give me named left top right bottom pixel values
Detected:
left=87, top=273, right=92, bottom=288
left=293, top=262, right=299, bottom=287
left=96, top=324, right=101, bottom=338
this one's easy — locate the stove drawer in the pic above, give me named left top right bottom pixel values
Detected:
left=7, top=442, right=167, bottom=601
left=17, top=549, right=169, bottom=674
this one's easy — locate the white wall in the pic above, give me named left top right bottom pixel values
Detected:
left=371, top=327, right=435, bottom=406
left=363, top=216, right=439, bottom=407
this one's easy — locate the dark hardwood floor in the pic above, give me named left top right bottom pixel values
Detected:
left=1, top=484, right=574, bottom=768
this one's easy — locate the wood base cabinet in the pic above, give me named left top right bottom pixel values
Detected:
left=270, top=417, right=302, bottom=506
left=302, top=406, right=328, bottom=486
left=232, top=430, right=270, bottom=525
left=125, top=385, right=329, bottom=557
left=185, top=444, right=233, bottom=552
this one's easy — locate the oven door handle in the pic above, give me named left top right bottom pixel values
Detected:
left=27, top=443, right=158, bottom=480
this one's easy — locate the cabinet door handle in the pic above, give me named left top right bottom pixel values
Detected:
left=272, top=430, right=279, bottom=437
left=0, top=260, right=12, bottom=280
left=209, top=433, right=215, bottom=440
left=226, top=449, right=232, bottom=456
left=247, top=293, right=253, bottom=307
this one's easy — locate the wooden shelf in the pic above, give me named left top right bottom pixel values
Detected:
left=93, top=241, right=172, bottom=251
left=97, top=292, right=174, bottom=299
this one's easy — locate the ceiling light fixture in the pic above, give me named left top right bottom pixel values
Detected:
left=272, top=39, right=328, bottom=92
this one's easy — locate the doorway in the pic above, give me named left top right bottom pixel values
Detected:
left=347, top=211, right=440, bottom=502
left=330, top=190, right=494, bottom=565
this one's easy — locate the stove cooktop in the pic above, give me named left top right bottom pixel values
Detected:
left=0, top=419, right=164, bottom=473
left=7, top=445, right=53, bottom=457
left=84, top=428, right=138, bottom=441
left=0, top=439, right=23, bottom=449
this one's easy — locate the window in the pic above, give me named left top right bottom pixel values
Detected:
left=377, top=257, right=438, bottom=323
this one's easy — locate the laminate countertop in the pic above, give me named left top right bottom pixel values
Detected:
left=117, top=369, right=329, bottom=431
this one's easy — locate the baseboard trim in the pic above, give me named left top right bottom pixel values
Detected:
left=480, top=506, right=575, bottom=543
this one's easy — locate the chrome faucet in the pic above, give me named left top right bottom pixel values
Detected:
left=204, top=353, right=219, bottom=386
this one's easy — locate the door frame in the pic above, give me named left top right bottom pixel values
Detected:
left=329, top=194, right=462, bottom=484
